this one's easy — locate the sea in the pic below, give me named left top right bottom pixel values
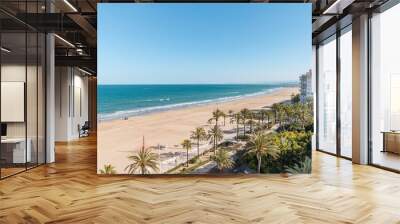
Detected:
left=98, top=83, right=294, bottom=120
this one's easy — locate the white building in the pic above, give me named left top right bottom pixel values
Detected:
left=299, top=69, right=313, bottom=102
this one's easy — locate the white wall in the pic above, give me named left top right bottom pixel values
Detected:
left=71, top=72, right=89, bottom=138
left=55, top=67, right=89, bottom=141
left=55, top=66, right=70, bottom=141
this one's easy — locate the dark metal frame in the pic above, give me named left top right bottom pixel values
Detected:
left=315, top=44, right=319, bottom=151
left=367, top=11, right=373, bottom=166
left=336, top=28, right=341, bottom=157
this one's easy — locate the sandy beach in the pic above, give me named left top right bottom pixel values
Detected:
left=98, top=87, right=298, bottom=174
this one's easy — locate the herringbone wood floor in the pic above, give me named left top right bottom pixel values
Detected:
left=1, top=135, right=400, bottom=224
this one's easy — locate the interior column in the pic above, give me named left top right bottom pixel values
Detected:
left=352, top=14, right=369, bottom=164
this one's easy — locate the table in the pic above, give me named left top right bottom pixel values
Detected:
left=382, top=131, right=400, bottom=154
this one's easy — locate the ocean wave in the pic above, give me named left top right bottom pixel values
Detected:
left=143, top=97, right=170, bottom=102
left=99, top=87, right=282, bottom=121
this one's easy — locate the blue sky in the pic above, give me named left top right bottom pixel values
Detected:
left=98, top=4, right=311, bottom=84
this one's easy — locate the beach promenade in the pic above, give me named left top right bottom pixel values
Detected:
left=98, top=87, right=298, bottom=174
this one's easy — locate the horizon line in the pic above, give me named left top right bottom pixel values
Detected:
left=97, top=81, right=299, bottom=85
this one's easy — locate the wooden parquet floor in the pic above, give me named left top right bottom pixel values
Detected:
left=1, top=135, right=400, bottom=224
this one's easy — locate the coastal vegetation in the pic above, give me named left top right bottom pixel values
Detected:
left=190, top=127, right=207, bottom=157
left=181, top=139, right=192, bottom=167
left=285, top=156, right=312, bottom=174
left=207, top=124, right=224, bottom=154
left=125, top=142, right=159, bottom=174
left=99, top=164, right=117, bottom=174
left=246, top=132, right=279, bottom=173
left=113, top=93, right=313, bottom=175
left=211, top=149, right=234, bottom=172
left=208, top=109, right=225, bottom=126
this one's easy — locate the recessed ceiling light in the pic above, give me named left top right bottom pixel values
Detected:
left=63, top=0, right=78, bottom=12
left=54, top=34, right=75, bottom=48
left=78, top=67, right=92, bottom=76
left=323, top=0, right=355, bottom=15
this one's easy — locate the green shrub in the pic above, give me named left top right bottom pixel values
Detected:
left=235, top=135, right=250, bottom=141
left=240, top=131, right=311, bottom=173
left=189, top=157, right=199, bottom=164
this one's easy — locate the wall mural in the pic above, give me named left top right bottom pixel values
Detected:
left=97, top=3, right=313, bottom=175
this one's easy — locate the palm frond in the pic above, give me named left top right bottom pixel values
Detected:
left=211, top=149, right=234, bottom=171
left=125, top=147, right=159, bottom=174
left=99, top=164, right=116, bottom=174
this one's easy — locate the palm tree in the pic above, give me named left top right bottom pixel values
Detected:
left=190, top=127, right=207, bottom=157
left=272, top=103, right=285, bottom=129
left=221, top=111, right=227, bottom=126
left=230, top=112, right=241, bottom=140
left=228, top=109, right=234, bottom=118
left=211, top=149, right=234, bottom=172
left=259, top=109, right=269, bottom=125
left=266, top=110, right=274, bottom=128
left=285, top=157, right=312, bottom=174
left=247, top=132, right=279, bottom=173
left=125, top=146, right=159, bottom=174
left=99, top=164, right=116, bottom=174
left=208, top=125, right=224, bottom=155
left=247, top=116, right=255, bottom=133
left=254, top=110, right=261, bottom=125
left=181, top=139, right=192, bottom=167
left=240, top=108, right=250, bottom=136
left=208, top=109, right=224, bottom=126
left=283, top=104, right=294, bottom=128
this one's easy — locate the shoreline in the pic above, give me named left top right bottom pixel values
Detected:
left=98, top=86, right=290, bottom=121
left=98, top=87, right=298, bottom=174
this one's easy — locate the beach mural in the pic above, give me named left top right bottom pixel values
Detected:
left=97, top=4, right=313, bottom=175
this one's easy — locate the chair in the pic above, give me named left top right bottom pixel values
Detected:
left=79, top=121, right=90, bottom=138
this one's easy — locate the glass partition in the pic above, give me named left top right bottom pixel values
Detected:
left=317, top=35, right=337, bottom=154
left=0, top=2, right=46, bottom=179
left=1, top=31, right=28, bottom=177
left=370, top=3, right=400, bottom=171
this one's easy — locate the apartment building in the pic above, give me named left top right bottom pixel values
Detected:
left=299, top=69, right=312, bottom=102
